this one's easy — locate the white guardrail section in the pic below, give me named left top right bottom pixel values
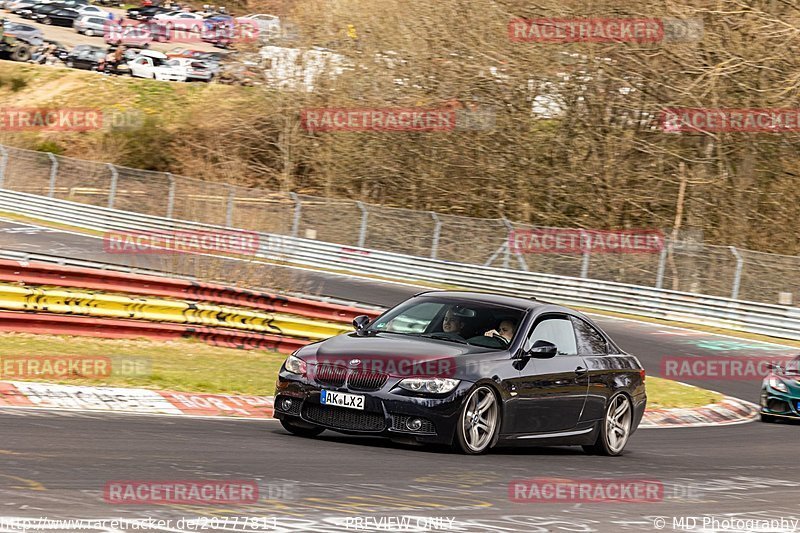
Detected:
left=0, top=189, right=798, bottom=341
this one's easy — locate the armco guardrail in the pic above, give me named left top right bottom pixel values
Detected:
left=0, top=257, right=379, bottom=352
left=0, top=189, right=798, bottom=341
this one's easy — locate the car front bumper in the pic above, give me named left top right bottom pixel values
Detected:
left=761, top=389, right=800, bottom=418
left=273, top=371, right=473, bottom=445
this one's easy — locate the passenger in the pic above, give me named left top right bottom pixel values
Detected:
left=484, top=319, right=517, bottom=343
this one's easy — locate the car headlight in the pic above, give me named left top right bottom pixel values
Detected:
left=768, top=376, right=789, bottom=393
left=398, top=378, right=460, bottom=394
left=283, top=354, right=307, bottom=376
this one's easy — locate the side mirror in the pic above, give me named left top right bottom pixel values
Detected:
left=518, top=340, right=558, bottom=359
left=352, top=315, right=371, bottom=336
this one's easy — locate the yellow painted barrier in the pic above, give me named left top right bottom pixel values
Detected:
left=0, top=283, right=349, bottom=341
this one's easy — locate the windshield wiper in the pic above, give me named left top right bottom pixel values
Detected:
left=419, top=333, right=469, bottom=344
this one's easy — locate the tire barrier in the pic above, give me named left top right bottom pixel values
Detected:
left=0, top=283, right=349, bottom=340
left=0, top=259, right=380, bottom=351
left=0, top=312, right=308, bottom=352
left=0, top=259, right=381, bottom=322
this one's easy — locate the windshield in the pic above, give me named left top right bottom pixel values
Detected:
left=368, top=297, right=525, bottom=348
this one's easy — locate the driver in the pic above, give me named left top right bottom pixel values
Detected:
left=484, top=319, right=517, bottom=343
left=442, top=307, right=466, bottom=336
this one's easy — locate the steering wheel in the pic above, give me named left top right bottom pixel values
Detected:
left=492, top=333, right=510, bottom=346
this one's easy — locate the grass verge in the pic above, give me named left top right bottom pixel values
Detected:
left=646, top=376, right=723, bottom=409
left=0, top=333, right=725, bottom=409
left=0, top=333, right=285, bottom=395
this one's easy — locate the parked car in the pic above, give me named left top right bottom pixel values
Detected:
left=24, top=2, right=76, bottom=19
left=274, top=291, right=647, bottom=455
left=36, top=7, right=79, bottom=26
left=236, top=13, right=279, bottom=39
left=168, top=57, right=212, bottom=81
left=126, top=5, right=166, bottom=20
left=72, top=4, right=108, bottom=17
left=8, top=0, right=38, bottom=14
left=15, top=0, right=50, bottom=18
left=165, top=47, right=223, bottom=62
left=152, top=10, right=202, bottom=29
left=64, top=43, right=104, bottom=69
left=94, top=0, right=122, bottom=6
left=128, top=48, right=185, bottom=80
left=73, top=14, right=106, bottom=36
left=2, top=20, right=43, bottom=45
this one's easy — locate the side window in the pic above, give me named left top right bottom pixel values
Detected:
left=524, top=316, right=577, bottom=355
left=571, top=317, right=608, bottom=355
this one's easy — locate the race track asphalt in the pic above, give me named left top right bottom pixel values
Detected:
left=0, top=218, right=798, bottom=532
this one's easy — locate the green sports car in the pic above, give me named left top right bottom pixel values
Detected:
left=761, top=355, right=800, bottom=422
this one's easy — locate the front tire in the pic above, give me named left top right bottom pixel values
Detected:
left=760, top=413, right=776, bottom=423
left=454, top=385, right=499, bottom=454
left=583, top=393, right=633, bottom=456
left=280, top=417, right=324, bottom=438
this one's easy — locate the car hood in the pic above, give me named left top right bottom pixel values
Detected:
left=771, top=374, right=800, bottom=395
left=295, top=333, right=503, bottom=378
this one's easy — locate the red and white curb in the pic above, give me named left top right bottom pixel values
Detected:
left=0, top=381, right=274, bottom=419
left=0, top=381, right=758, bottom=427
left=639, top=396, right=759, bottom=428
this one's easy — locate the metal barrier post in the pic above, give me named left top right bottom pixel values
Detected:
left=226, top=187, right=235, bottom=227
left=107, top=164, right=118, bottom=209
left=356, top=201, right=368, bottom=248
left=501, top=218, right=513, bottom=269
left=655, top=242, right=668, bottom=288
left=290, top=192, right=301, bottom=237
left=0, top=146, right=7, bottom=189
left=430, top=212, right=441, bottom=259
left=47, top=153, right=58, bottom=198
left=166, top=173, right=175, bottom=218
left=730, top=246, right=743, bottom=300
left=580, top=230, right=591, bottom=278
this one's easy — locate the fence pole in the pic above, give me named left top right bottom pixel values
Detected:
left=0, top=146, right=8, bottom=189
left=226, top=187, right=235, bottom=227
left=501, top=218, right=513, bottom=269
left=729, top=246, right=744, bottom=300
left=430, top=212, right=441, bottom=259
left=580, top=230, right=591, bottom=278
left=47, top=153, right=58, bottom=198
left=356, top=201, right=368, bottom=248
left=655, top=241, right=668, bottom=288
left=290, top=192, right=301, bottom=237
left=107, top=164, right=118, bottom=209
left=166, top=173, right=175, bottom=218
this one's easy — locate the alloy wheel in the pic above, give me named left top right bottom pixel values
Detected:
left=461, top=386, right=498, bottom=453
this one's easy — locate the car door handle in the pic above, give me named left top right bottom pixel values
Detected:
left=575, top=366, right=587, bottom=376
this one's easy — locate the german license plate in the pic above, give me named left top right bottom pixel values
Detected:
left=320, top=389, right=364, bottom=410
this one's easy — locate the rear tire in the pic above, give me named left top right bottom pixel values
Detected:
left=280, top=417, right=324, bottom=438
left=583, top=393, right=633, bottom=456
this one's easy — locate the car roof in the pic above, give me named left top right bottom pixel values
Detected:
left=411, top=290, right=549, bottom=310
left=139, top=49, right=168, bottom=59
